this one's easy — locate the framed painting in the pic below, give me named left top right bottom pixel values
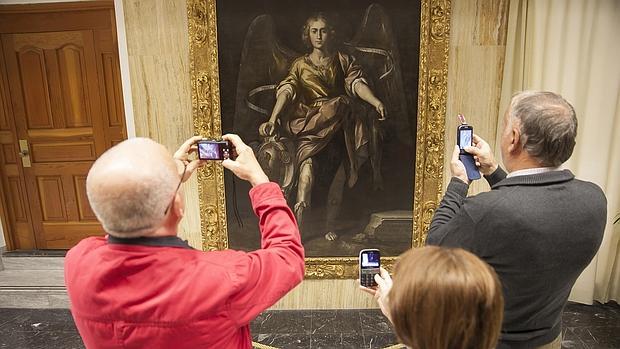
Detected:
left=187, top=0, right=450, bottom=278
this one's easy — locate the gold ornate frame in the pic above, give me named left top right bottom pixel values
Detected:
left=187, top=0, right=450, bottom=279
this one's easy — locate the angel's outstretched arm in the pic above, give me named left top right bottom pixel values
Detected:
left=269, top=88, right=293, bottom=124
left=260, top=86, right=293, bottom=137
left=355, top=83, right=386, bottom=120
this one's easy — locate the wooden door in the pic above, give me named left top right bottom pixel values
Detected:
left=0, top=2, right=126, bottom=249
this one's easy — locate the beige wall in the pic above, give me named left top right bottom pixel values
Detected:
left=120, top=0, right=509, bottom=309
left=121, top=0, right=202, bottom=248
left=443, top=0, right=509, bottom=194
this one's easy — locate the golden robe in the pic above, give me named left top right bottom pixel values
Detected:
left=276, top=52, right=369, bottom=184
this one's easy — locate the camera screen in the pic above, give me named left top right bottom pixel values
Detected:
left=198, top=142, right=221, bottom=160
left=459, top=129, right=473, bottom=149
left=198, top=141, right=230, bottom=160
left=361, top=251, right=380, bottom=268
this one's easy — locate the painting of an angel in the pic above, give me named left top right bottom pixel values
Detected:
left=217, top=1, right=420, bottom=257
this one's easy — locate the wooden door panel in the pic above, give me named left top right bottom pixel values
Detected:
left=0, top=58, right=11, bottom=131
left=2, top=143, right=16, bottom=164
left=15, top=48, right=54, bottom=129
left=30, top=141, right=97, bottom=162
left=44, top=223, right=102, bottom=249
left=101, top=53, right=123, bottom=127
left=6, top=175, right=35, bottom=249
left=37, top=176, right=66, bottom=221
left=58, top=44, right=91, bottom=127
left=74, top=175, right=96, bottom=221
left=7, top=176, right=27, bottom=222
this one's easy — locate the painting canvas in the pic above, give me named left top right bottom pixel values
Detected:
left=216, top=0, right=420, bottom=258
left=187, top=0, right=450, bottom=278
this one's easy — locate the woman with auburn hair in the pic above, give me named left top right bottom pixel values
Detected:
left=360, top=246, right=503, bottom=349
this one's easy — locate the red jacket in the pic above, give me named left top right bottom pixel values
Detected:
left=65, top=183, right=304, bottom=349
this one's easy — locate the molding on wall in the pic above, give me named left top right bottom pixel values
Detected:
left=113, top=0, right=136, bottom=138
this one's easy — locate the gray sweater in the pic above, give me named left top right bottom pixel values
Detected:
left=427, top=168, right=606, bottom=348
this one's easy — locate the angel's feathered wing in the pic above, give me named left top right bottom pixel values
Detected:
left=232, top=15, right=298, bottom=144
left=345, top=4, right=409, bottom=140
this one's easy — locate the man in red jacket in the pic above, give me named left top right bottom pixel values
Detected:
left=65, top=134, right=305, bottom=349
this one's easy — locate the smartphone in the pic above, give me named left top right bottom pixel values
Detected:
left=456, top=116, right=481, bottom=181
left=359, top=249, right=380, bottom=288
left=197, top=140, right=232, bottom=160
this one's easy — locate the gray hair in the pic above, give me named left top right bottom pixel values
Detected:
left=509, top=91, right=578, bottom=167
left=86, top=138, right=178, bottom=237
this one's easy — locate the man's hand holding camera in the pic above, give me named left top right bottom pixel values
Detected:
left=221, top=134, right=269, bottom=187
left=174, top=135, right=206, bottom=182
left=174, top=134, right=269, bottom=188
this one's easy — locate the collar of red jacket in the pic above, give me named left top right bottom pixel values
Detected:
left=106, top=235, right=194, bottom=249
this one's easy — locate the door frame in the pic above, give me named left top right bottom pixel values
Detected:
left=0, top=0, right=134, bottom=250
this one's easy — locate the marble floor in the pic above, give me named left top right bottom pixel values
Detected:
left=0, top=302, right=618, bottom=349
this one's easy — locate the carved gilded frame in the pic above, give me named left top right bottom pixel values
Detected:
left=187, top=0, right=450, bottom=279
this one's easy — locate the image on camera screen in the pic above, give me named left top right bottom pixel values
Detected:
left=199, top=143, right=220, bottom=160
left=361, top=252, right=380, bottom=268
left=459, top=130, right=472, bottom=149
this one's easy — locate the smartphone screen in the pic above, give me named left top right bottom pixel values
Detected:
left=197, top=141, right=231, bottom=160
left=456, top=123, right=481, bottom=180
left=359, top=249, right=380, bottom=288
left=458, top=126, right=473, bottom=153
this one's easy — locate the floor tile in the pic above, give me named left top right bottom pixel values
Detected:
left=563, top=302, right=620, bottom=328
left=259, top=310, right=312, bottom=335
left=250, top=311, right=268, bottom=333
left=359, top=309, right=392, bottom=333
left=311, top=333, right=365, bottom=349
left=561, top=327, right=588, bottom=349
left=254, top=333, right=310, bottom=349
left=311, top=310, right=361, bottom=334
left=0, top=308, right=26, bottom=327
left=364, top=332, right=399, bottom=349
left=0, top=330, right=34, bottom=349
left=0, top=308, right=76, bottom=333
left=572, top=326, right=620, bottom=348
left=25, top=331, right=84, bottom=349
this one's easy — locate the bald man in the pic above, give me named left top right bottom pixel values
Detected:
left=64, top=135, right=304, bottom=349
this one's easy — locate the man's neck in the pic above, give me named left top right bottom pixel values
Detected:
left=506, top=155, right=544, bottom=173
left=144, top=226, right=178, bottom=238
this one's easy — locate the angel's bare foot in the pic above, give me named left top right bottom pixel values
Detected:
left=325, top=231, right=338, bottom=241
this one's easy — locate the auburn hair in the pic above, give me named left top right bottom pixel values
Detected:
left=388, top=246, right=503, bottom=349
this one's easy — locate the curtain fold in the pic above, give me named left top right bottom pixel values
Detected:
left=500, top=0, right=620, bottom=304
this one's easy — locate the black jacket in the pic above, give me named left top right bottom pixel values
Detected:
left=427, top=168, right=606, bottom=348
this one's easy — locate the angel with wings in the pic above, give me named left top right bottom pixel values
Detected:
left=233, top=4, right=407, bottom=241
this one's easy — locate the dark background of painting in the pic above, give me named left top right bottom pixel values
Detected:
left=216, top=0, right=420, bottom=257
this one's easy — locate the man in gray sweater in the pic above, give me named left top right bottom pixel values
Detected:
left=426, top=91, right=606, bottom=349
